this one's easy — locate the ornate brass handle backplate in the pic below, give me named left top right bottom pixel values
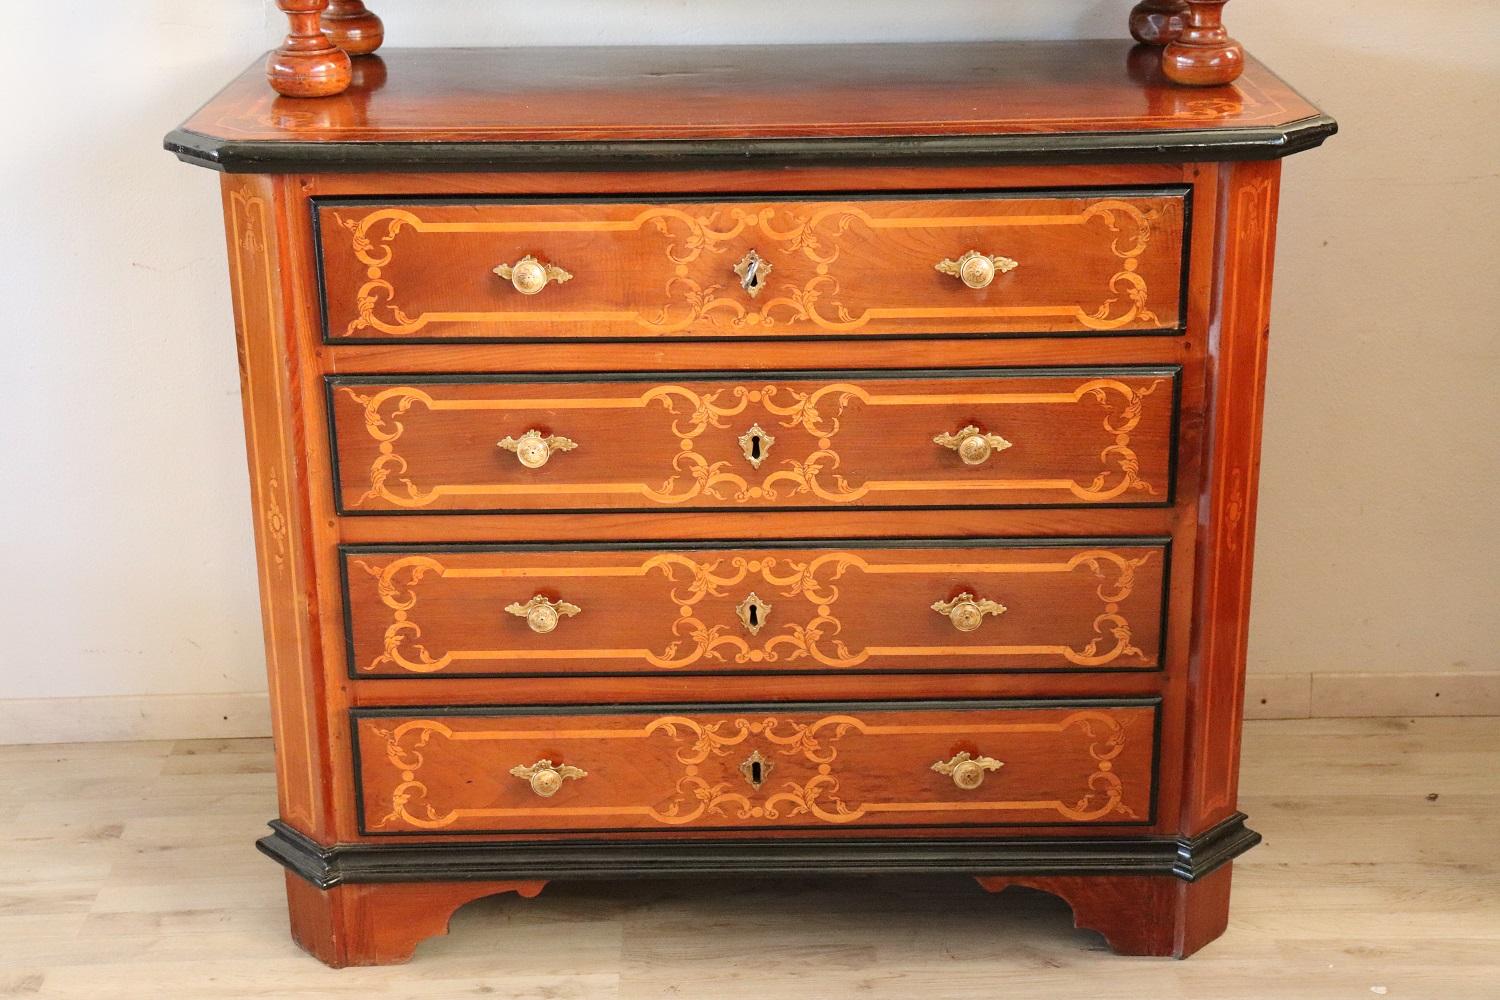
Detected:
left=505, top=594, right=581, bottom=634
left=509, top=759, right=587, bottom=798
left=936, top=250, right=1019, bottom=290
left=932, top=592, right=1007, bottom=632
left=934, top=425, right=1013, bottom=466
left=931, top=751, right=1004, bottom=790
left=498, top=429, right=577, bottom=469
left=493, top=255, right=573, bottom=295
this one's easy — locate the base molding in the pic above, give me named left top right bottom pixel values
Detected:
left=259, top=813, right=1259, bottom=890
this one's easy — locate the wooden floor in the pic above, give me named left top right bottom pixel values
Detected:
left=1, top=717, right=1496, bottom=999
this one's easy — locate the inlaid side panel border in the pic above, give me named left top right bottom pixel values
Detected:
left=1181, top=159, right=1283, bottom=834
left=221, top=175, right=332, bottom=835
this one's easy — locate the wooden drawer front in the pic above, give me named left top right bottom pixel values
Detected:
left=316, top=191, right=1186, bottom=342
left=343, top=540, right=1167, bottom=678
left=353, top=701, right=1159, bottom=835
left=329, top=368, right=1178, bottom=514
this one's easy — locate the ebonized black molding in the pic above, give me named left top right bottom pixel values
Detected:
left=165, top=117, right=1338, bottom=174
left=260, top=813, right=1260, bottom=891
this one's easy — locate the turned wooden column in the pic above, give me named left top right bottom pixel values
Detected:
left=268, top=0, right=353, bottom=98
left=323, top=1, right=385, bottom=56
left=1129, top=0, right=1188, bottom=46
left=1162, top=0, right=1244, bottom=86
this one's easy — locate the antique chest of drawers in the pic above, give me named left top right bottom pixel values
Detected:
left=168, top=36, right=1333, bottom=966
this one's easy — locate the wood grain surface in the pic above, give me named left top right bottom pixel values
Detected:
left=315, top=192, right=1186, bottom=341
left=341, top=541, right=1168, bottom=678
left=352, top=702, right=1159, bottom=835
left=327, top=369, right=1179, bottom=513
left=177, top=41, right=1322, bottom=146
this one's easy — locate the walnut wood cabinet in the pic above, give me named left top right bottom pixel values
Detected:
left=167, top=40, right=1334, bottom=966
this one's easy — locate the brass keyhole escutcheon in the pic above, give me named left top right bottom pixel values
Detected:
left=734, top=250, right=772, bottom=298
left=736, top=592, right=771, bottom=635
left=738, top=423, right=775, bottom=469
left=739, top=750, right=773, bottom=790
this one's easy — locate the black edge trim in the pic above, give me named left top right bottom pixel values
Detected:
left=259, top=811, right=1258, bottom=890
left=325, top=364, right=1182, bottom=517
left=338, top=535, right=1173, bottom=680
left=345, top=697, right=1162, bottom=837
left=166, top=116, right=1337, bottom=174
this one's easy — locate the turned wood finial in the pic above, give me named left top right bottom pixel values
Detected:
left=324, top=1, right=385, bottom=56
left=1162, top=0, right=1244, bottom=86
left=268, top=0, right=353, bottom=98
left=1129, top=1, right=1188, bottom=46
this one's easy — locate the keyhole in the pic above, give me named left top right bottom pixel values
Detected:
left=747, top=604, right=760, bottom=629
left=749, top=435, right=762, bottom=461
left=749, top=759, right=763, bottom=785
left=745, top=263, right=761, bottom=291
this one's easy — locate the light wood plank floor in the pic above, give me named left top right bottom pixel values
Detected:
left=1, top=717, right=1496, bottom=999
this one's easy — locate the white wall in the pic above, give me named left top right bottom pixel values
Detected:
left=1, top=1, right=1496, bottom=741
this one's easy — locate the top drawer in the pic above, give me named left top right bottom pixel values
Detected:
left=316, top=190, right=1188, bottom=343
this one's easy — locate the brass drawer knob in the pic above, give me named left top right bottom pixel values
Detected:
left=931, top=592, right=1007, bottom=633
left=493, top=255, right=573, bottom=295
left=509, top=758, right=587, bottom=798
left=734, top=249, right=773, bottom=298
left=505, top=594, right=581, bottom=634
left=934, top=425, right=1013, bottom=466
left=498, top=429, right=577, bottom=469
left=936, top=250, right=1019, bottom=290
left=931, top=751, right=1004, bottom=790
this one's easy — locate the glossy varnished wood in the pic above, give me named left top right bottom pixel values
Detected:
left=976, top=866, right=1232, bottom=958
left=315, top=192, right=1187, bottom=341
left=167, top=43, right=1332, bottom=172
left=323, top=0, right=384, bottom=57
left=175, top=43, right=1332, bottom=965
left=284, top=874, right=545, bottom=967
left=340, top=540, right=1169, bottom=678
left=269, top=1, right=351, bottom=99
left=352, top=702, right=1160, bottom=836
left=327, top=369, right=1179, bottom=513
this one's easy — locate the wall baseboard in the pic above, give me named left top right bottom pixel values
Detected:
left=1246, top=671, right=1500, bottom=720
left=0, top=693, right=271, bottom=746
left=1, top=674, right=1495, bottom=744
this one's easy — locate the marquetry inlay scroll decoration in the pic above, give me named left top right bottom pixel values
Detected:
left=368, top=710, right=1141, bottom=830
left=337, top=377, right=1164, bottom=509
left=350, top=548, right=1152, bottom=674
left=332, top=199, right=1163, bottom=337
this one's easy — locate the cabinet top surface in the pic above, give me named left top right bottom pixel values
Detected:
left=167, top=41, right=1333, bottom=173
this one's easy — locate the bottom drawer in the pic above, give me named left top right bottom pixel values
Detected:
left=354, top=700, right=1159, bottom=836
